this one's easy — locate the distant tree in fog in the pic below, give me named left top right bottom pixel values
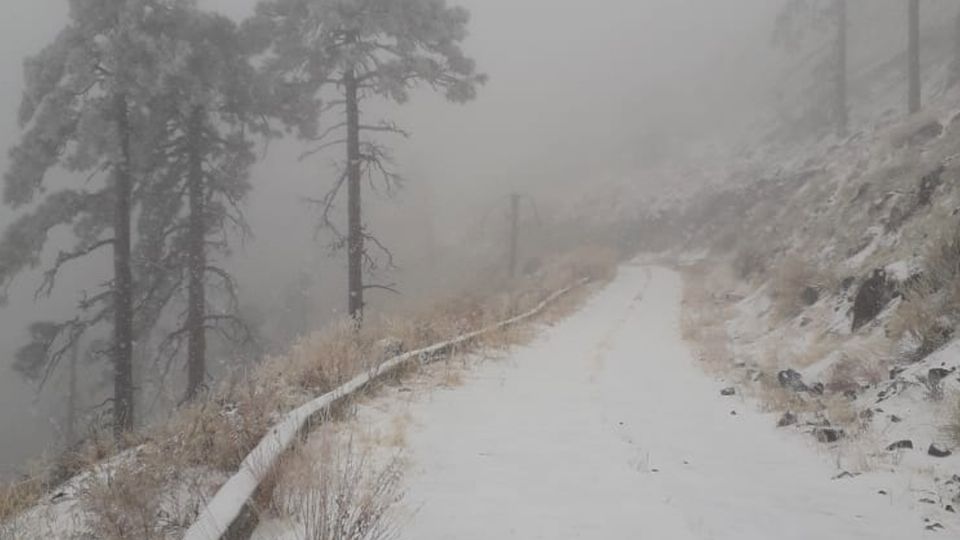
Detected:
left=908, top=0, right=922, bottom=114
left=773, top=0, right=848, bottom=136
left=0, top=0, right=197, bottom=437
left=248, top=0, right=486, bottom=324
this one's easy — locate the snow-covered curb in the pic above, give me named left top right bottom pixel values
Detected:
left=183, top=279, right=589, bottom=540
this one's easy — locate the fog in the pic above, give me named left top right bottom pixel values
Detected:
left=0, top=0, right=785, bottom=477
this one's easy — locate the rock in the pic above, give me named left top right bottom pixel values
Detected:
left=890, top=414, right=903, bottom=423
left=906, top=121, right=944, bottom=147
left=886, top=440, right=914, bottom=451
left=852, top=269, right=892, bottom=331
left=814, top=427, right=844, bottom=443
left=809, top=382, right=825, bottom=395
left=778, top=369, right=808, bottom=393
left=929, top=367, right=954, bottom=386
left=840, top=276, right=856, bottom=292
left=720, top=387, right=736, bottom=396
left=917, top=166, right=945, bottom=207
left=777, top=411, right=798, bottom=428
left=947, top=505, right=956, bottom=513
left=928, top=443, right=953, bottom=458
left=801, top=286, right=819, bottom=306
left=889, top=366, right=906, bottom=380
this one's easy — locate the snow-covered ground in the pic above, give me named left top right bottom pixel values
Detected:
left=388, top=265, right=937, bottom=539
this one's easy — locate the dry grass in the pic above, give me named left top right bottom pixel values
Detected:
left=80, top=460, right=167, bottom=540
left=679, top=262, right=737, bottom=374
left=823, top=340, right=891, bottom=393
left=264, top=435, right=403, bottom=540
left=770, top=254, right=832, bottom=321
left=945, top=393, right=960, bottom=448
left=0, top=429, right=117, bottom=525
left=890, top=228, right=960, bottom=359
left=0, top=477, right=46, bottom=533
left=0, top=244, right=616, bottom=535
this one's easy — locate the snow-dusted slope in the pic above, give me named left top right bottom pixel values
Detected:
left=394, top=265, right=935, bottom=539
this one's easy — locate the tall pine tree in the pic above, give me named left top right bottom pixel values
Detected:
left=908, top=0, right=922, bottom=114
left=0, top=0, right=190, bottom=436
left=137, top=7, right=268, bottom=401
left=249, top=0, right=486, bottom=324
left=773, top=0, right=848, bottom=137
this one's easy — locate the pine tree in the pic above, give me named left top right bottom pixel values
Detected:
left=0, top=0, right=189, bottom=437
left=249, top=0, right=486, bottom=324
left=137, top=8, right=268, bottom=401
left=908, top=0, right=922, bottom=114
left=773, top=0, right=848, bottom=136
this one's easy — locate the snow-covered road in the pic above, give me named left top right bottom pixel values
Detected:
left=396, top=265, right=933, bottom=539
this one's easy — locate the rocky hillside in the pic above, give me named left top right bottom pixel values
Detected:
left=650, top=48, right=960, bottom=536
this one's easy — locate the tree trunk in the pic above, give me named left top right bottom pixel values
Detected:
left=186, top=107, right=207, bottom=401
left=835, top=0, right=848, bottom=136
left=508, top=193, right=519, bottom=278
left=113, top=92, right=135, bottom=438
left=345, top=67, right=364, bottom=324
left=908, top=0, right=921, bottom=114
left=65, top=340, right=78, bottom=448
left=952, top=10, right=960, bottom=87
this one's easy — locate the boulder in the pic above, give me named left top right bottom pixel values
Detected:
left=917, top=166, right=945, bottom=207
left=778, top=369, right=808, bottom=393
left=801, top=286, right=820, bottom=306
left=852, top=269, right=892, bottom=331
left=928, top=443, right=953, bottom=458
left=886, top=439, right=914, bottom=451
left=777, top=411, right=798, bottom=428
left=720, top=387, right=736, bottom=396
left=929, top=367, right=955, bottom=386
left=814, top=427, right=844, bottom=443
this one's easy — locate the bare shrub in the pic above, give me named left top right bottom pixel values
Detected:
left=890, top=229, right=960, bottom=359
left=0, top=477, right=46, bottom=528
left=825, top=341, right=891, bottom=392
left=81, top=461, right=165, bottom=540
left=269, top=439, right=403, bottom=540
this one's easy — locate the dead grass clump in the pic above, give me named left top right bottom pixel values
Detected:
left=752, top=379, right=815, bottom=415
left=945, top=394, right=960, bottom=447
left=890, top=230, right=960, bottom=359
left=0, top=429, right=117, bottom=525
left=770, top=255, right=831, bottom=321
left=81, top=460, right=166, bottom=540
left=0, top=476, right=47, bottom=527
left=267, top=438, right=403, bottom=540
left=824, top=342, right=891, bottom=393
left=287, top=320, right=373, bottom=394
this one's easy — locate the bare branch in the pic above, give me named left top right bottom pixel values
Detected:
left=36, top=239, right=115, bottom=299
